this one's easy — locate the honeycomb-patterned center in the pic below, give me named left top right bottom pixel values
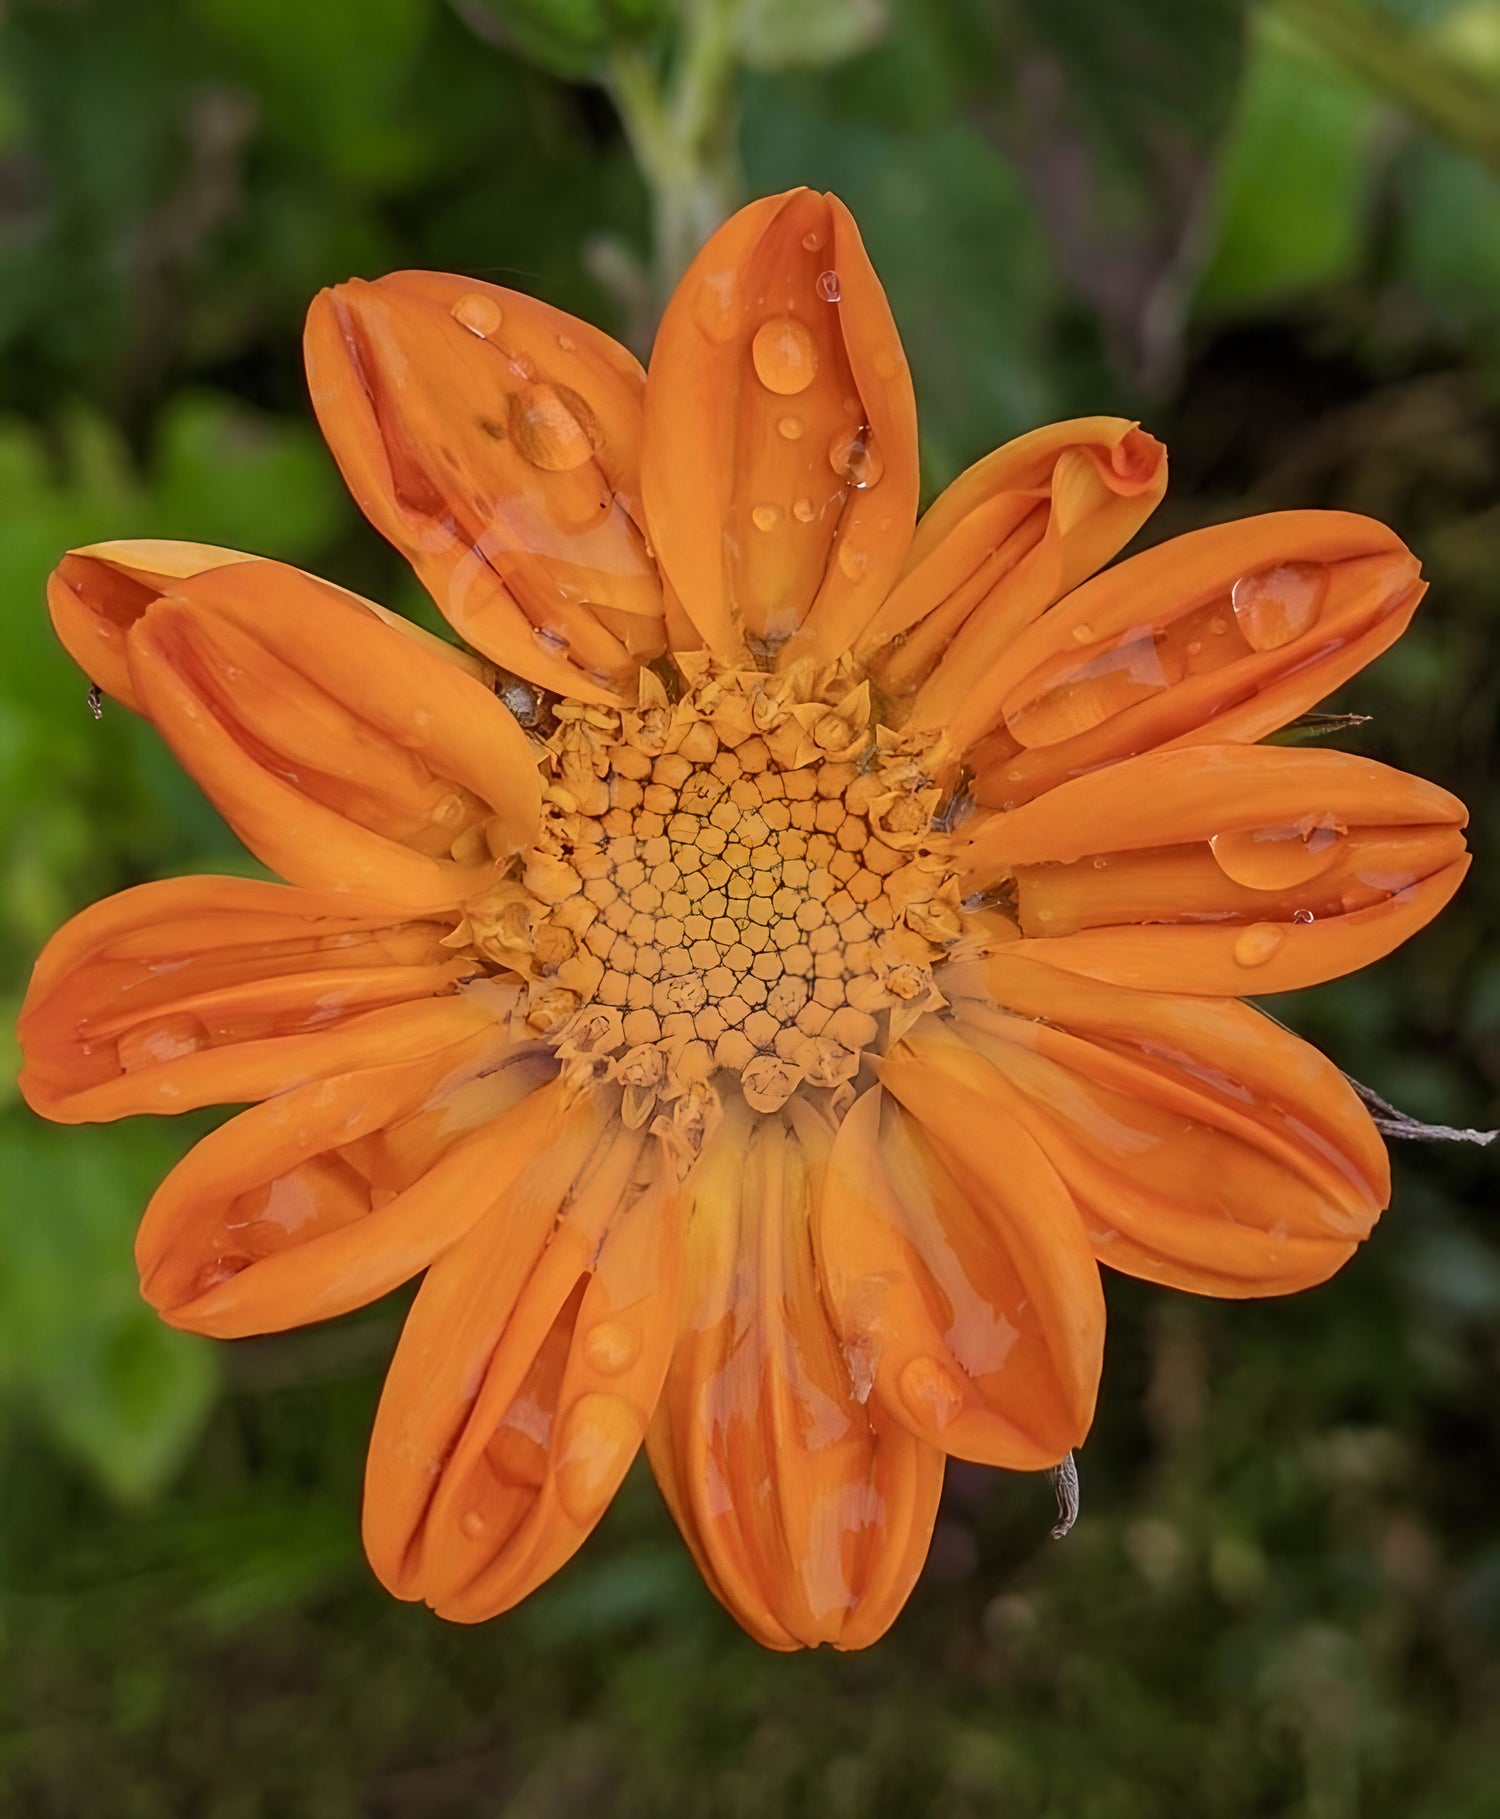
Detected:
left=456, top=659, right=968, bottom=1161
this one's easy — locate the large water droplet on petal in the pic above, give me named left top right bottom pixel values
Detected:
left=582, top=1320, right=640, bottom=1377
left=752, top=503, right=783, bottom=532
left=451, top=292, right=502, bottom=337
left=828, top=424, right=884, bottom=490
left=1210, top=822, right=1343, bottom=890
left=751, top=316, right=819, bottom=395
left=802, top=230, right=824, bottom=252
left=1231, top=561, right=1329, bottom=651
left=1233, top=923, right=1286, bottom=968
left=508, top=383, right=604, bottom=471
left=553, top=1392, right=644, bottom=1525
left=816, top=270, right=841, bottom=303
left=1005, top=630, right=1168, bottom=748
left=792, top=496, right=816, bottom=523
left=777, top=415, right=804, bottom=440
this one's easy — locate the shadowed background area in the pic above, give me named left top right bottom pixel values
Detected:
left=1, top=0, right=1497, bottom=1813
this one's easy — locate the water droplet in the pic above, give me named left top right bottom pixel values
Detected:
left=777, top=415, right=804, bottom=440
left=1210, top=616, right=1228, bottom=635
left=508, top=382, right=604, bottom=471
left=557, top=333, right=575, bottom=351
left=1232, top=924, right=1286, bottom=968
left=751, top=316, right=819, bottom=395
left=816, top=270, right=841, bottom=303
left=752, top=503, right=783, bottom=532
left=873, top=347, right=903, bottom=381
left=553, top=1392, right=645, bottom=1525
left=828, top=424, right=884, bottom=489
left=1091, top=855, right=1107, bottom=869
left=450, top=292, right=502, bottom=337
left=1071, top=622, right=1093, bottom=644
left=802, top=230, right=824, bottom=252
left=460, top=1509, right=486, bottom=1538
left=792, top=496, right=816, bottom=523
left=431, top=792, right=467, bottom=827
left=838, top=541, right=868, bottom=581
left=1210, top=823, right=1342, bottom=890
left=899, top=1356, right=964, bottom=1432
left=1231, top=561, right=1329, bottom=652
left=583, top=1320, right=641, bottom=1376
left=1187, top=640, right=1203, bottom=655
left=1292, top=908, right=1316, bottom=924
left=1005, top=629, right=1169, bottom=748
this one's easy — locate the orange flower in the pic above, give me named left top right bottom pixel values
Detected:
left=19, top=189, right=1467, bottom=1651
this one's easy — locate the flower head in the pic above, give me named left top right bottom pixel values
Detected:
left=19, top=189, right=1467, bottom=1650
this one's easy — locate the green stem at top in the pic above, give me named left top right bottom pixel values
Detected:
left=1269, top=0, right=1500, bottom=172
left=609, top=0, right=744, bottom=306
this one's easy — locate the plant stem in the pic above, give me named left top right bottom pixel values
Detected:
left=610, top=0, right=743, bottom=305
left=1269, top=0, right=1500, bottom=172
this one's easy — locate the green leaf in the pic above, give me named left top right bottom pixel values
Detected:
left=0, top=1116, right=218, bottom=1504
left=455, top=0, right=670, bottom=79
left=736, top=0, right=888, bottom=70
left=1198, top=22, right=1382, bottom=310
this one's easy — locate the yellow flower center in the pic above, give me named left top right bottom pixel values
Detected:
left=453, top=654, right=974, bottom=1165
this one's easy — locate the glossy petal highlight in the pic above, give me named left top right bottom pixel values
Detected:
left=647, top=1098, right=944, bottom=1651
left=818, top=1074, right=1103, bottom=1470
left=945, top=952, right=1388, bottom=1294
left=112, top=556, right=542, bottom=910
left=967, top=512, right=1424, bottom=804
left=642, top=188, right=918, bottom=662
left=137, top=1016, right=551, bottom=1337
left=364, top=1118, right=682, bottom=1622
left=306, top=272, right=662, bottom=704
left=17, top=875, right=489, bottom=1122
left=963, top=743, right=1468, bottom=993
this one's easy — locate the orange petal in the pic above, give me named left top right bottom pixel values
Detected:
left=944, top=951, right=1388, bottom=1295
left=641, top=189, right=918, bottom=662
left=135, top=1015, right=552, bottom=1338
left=646, top=1098, right=944, bottom=1651
left=106, top=555, right=541, bottom=911
left=818, top=1067, right=1103, bottom=1470
left=967, top=512, right=1423, bottom=805
left=962, top=743, right=1468, bottom=993
left=859, top=418, right=1166, bottom=738
left=364, top=1118, right=684, bottom=1623
left=17, top=874, right=498, bottom=1122
left=47, top=539, right=488, bottom=716
left=306, top=272, right=662, bottom=704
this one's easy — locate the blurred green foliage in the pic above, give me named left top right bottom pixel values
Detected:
left=1, top=0, right=1497, bottom=1813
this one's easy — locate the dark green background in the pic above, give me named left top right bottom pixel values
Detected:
left=1, top=1, right=1497, bottom=1813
